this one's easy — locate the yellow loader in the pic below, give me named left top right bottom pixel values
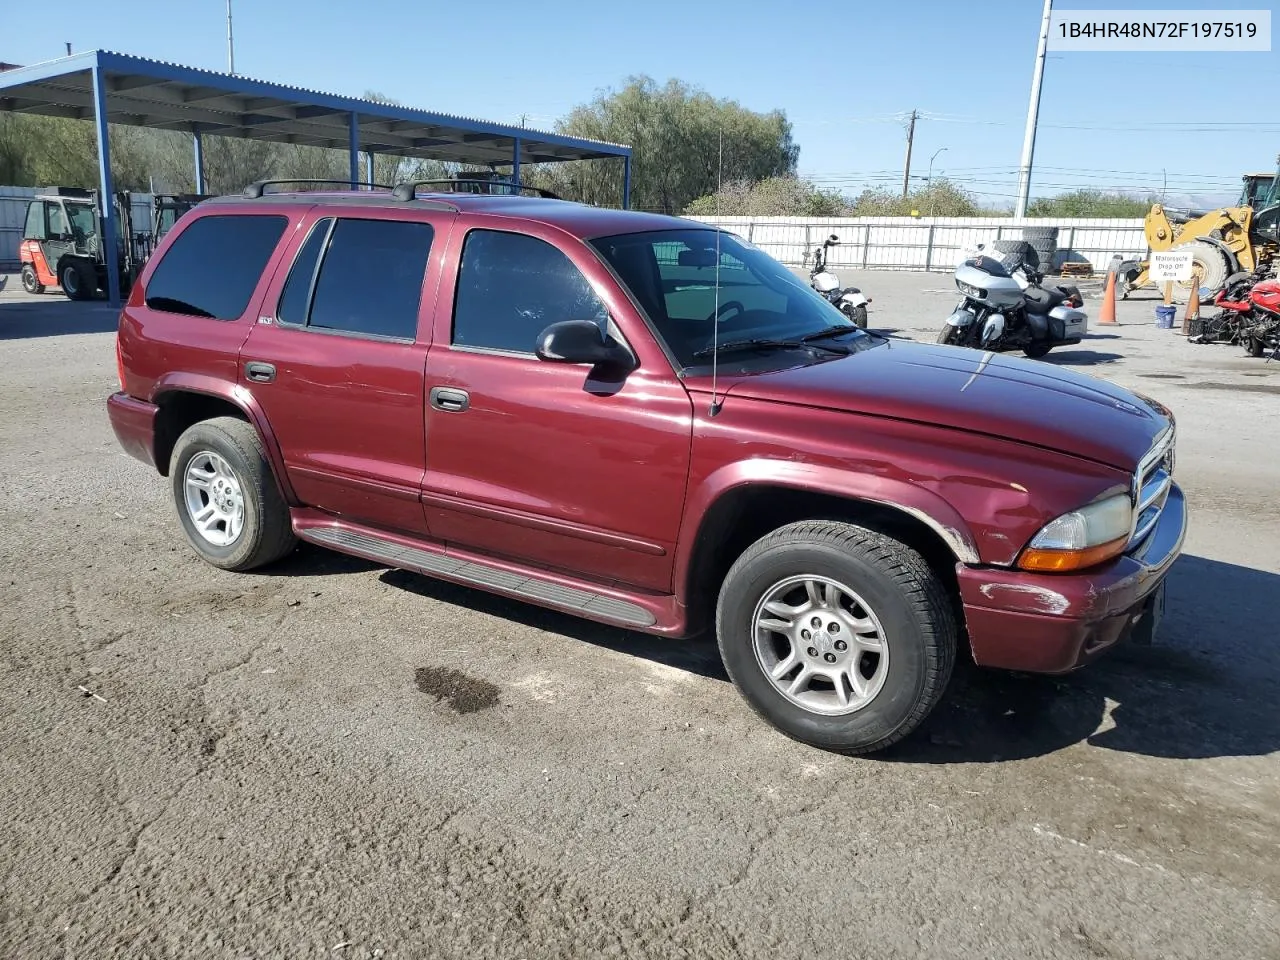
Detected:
left=1114, top=162, right=1280, bottom=303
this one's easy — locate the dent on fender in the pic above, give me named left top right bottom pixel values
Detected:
left=698, top=458, right=982, bottom=565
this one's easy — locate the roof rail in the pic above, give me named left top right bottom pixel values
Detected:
left=390, top=179, right=562, bottom=202
left=242, top=179, right=395, bottom=199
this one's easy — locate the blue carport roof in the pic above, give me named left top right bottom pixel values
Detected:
left=0, top=50, right=631, bottom=166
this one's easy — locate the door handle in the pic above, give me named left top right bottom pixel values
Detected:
left=245, top=361, right=276, bottom=383
left=429, top=386, right=470, bottom=412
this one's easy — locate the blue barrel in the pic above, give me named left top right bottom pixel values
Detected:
left=1155, top=305, right=1176, bottom=329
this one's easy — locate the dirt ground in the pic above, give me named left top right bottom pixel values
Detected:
left=1, top=268, right=1277, bottom=959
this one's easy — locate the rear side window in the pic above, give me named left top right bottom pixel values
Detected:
left=452, top=230, right=607, bottom=353
left=146, top=214, right=287, bottom=319
left=277, top=218, right=433, bottom=340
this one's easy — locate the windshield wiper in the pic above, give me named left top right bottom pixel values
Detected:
left=800, top=324, right=861, bottom=342
left=691, top=337, right=850, bottom=360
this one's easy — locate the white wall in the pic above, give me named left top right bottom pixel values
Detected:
left=1, top=187, right=155, bottom=270
left=685, top=215, right=1149, bottom=273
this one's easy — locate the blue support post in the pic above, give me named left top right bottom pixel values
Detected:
left=622, top=156, right=632, bottom=210
left=348, top=113, right=360, bottom=187
left=193, top=125, right=206, bottom=194
left=91, top=61, right=121, bottom=307
left=512, top=138, right=521, bottom=187
left=365, top=151, right=374, bottom=187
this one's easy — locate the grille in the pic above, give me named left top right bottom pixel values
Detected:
left=1128, top=427, right=1175, bottom=550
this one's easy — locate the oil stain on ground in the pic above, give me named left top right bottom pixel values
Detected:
left=414, top=666, right=500, bottom=714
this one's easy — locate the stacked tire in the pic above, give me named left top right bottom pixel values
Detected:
left=1021, top=227, right=1058, bottom=274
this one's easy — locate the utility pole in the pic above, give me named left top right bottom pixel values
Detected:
left=901, top=109, right=918, bottom=199
left=226, top=0, right=236, bottom=74
left=1014, top=0, right=1053, bottom=217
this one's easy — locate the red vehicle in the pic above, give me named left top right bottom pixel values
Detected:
left=106, top=182, right=1186, bottom=754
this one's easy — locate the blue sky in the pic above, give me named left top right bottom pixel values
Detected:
left=7, top=0, right=1279, bottom=205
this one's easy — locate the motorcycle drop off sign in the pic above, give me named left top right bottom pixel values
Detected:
left=1149, top=251, right=1195, bottom=285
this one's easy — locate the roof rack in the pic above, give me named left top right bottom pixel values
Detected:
left=242, top=179, right=395, bottom=199
left=390, top=179, right=562, bottom=202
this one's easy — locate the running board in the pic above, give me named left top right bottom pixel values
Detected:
left=297, top=521, right=659, bottom=629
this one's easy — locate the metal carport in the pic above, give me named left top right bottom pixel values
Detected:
left=0, top=50, right=633, bottom=306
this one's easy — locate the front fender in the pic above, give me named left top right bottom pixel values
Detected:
left=672, top=458, right=982, bottom=606
left=150, top=372, right=298, bottom=504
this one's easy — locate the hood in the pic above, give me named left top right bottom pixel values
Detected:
left=709, top=342, right=1169, bottom=470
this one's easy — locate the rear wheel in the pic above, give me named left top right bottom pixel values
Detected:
left=1024, top=343, right=1052, bottom=359
left=20, top=264, right=44, bottom=295
left=59, top=260, right=94, bottom=301
left=716, top=520, right=956, bottom=755
left=169, top=417, right=297, bottom=571
left=1246, top=336, right=1266, bottom=358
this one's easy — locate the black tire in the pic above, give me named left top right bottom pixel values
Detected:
left=1021, top=226, right=1059, bottom=241
left=1169, top=240, right=1229, bottom=304
left=936, top=325, right=959, bottom=345
left=59, top=260, right=94, bottom=301
left=1023, top=343, right=1052, bottom=359
left=844, top=304, right=868, bottom=328
left=169, top=416, right=297, bottom=571
left=20, top=264, right=44, bottom=295
left=991, top=239, right=1039, bottom=270
left=1247, top=336, right=1265, bottom=358
left=715, top=520, right=957, bottom=755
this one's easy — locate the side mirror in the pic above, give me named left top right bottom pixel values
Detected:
left=536, top=320, right=636, bottom=373
left=827, top=234, right=840, bottom=244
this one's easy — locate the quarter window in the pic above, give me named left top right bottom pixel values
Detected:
left=278, top=217, right=434, bottom=340
left=145, top=214, right=287, bottom=319
left=452, top=230, right=607, bottom=353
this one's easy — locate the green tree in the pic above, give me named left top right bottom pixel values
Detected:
left=1027, top=189, right=1154, bottom=217
left=848, top=179, right=989, bottom=217
left=529, top=76, right=798, bottom=213
left=685, top=176, right=847, bottom=217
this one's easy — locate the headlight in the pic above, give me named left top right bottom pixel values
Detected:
left=1017, top=493, right=1133, bottom=572
left=956, top=280, right=987, bottom=299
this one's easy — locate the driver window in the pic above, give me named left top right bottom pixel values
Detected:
left=452, top=229, right=607, bottom=354
left=46, top=202, right=70, bottom=238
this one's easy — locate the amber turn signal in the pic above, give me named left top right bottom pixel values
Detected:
left=1017, top=536, right=1129, bottom=572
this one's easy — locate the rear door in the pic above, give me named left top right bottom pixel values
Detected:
left=240, top=207, right=452, bottom=535
left=421, top=223, right=694, bottom=593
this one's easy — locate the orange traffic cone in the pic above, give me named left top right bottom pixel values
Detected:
left=1182, top=277, right=1200, bottom=336
left=1098, top=269, right=1118, bottom=325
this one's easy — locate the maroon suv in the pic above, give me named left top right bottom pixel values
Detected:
left=107, top=183, right=1186, bottom=754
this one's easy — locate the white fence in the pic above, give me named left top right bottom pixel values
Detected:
left=1, top=189, right=1151, bottom=277
left=1, top=186, right=155, bottom=270
left=685, top=215, right=1149, bottom=274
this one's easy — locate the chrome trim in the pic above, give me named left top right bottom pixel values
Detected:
left=1127, top=425, right=1176, bottom=550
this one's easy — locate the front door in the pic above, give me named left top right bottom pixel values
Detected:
left=240, top=208, right=452, bottom=535
left=421, top=226, right=694, bottom=594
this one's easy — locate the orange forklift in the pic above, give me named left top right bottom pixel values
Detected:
left=18, top=188, right=207, bottom=300
left=19, top=187, right=138, bottom=300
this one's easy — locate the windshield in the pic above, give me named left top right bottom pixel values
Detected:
left=66, top=202, right=98, bottom=241
left=590, top=228, right=865, bottom=368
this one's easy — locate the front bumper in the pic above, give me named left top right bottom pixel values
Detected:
left=106, top=391, right=159, bottom=469
left=958, top=482, right=1187, bottom=673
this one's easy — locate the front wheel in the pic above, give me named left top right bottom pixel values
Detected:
left=843, top=304, right=868, bottom=329
left=59, top=261, right=94, bottom=301
left=20, top=264, right=44, bottom=295
left=716, top=520, right=957, bottom=755
left=169, top=417, right=297, bottom=571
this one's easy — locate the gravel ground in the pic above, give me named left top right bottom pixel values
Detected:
left=1, top=268, right=1277, bottom=959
